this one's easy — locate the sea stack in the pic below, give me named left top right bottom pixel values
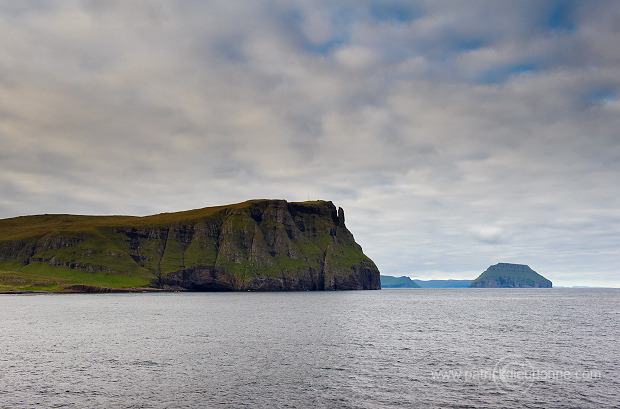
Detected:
left=469, top=263, right=552, bottom=288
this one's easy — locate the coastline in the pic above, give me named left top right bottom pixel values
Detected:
left=0, top=286, right=179, bottom=294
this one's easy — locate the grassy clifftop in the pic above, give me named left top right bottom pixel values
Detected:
left=0, top=200, right=380, bottom=292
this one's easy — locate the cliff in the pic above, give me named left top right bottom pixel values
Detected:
left=0, top=200, right=381, bottom=291
left=469, top=263, right=552, bottom=288
left=380, top=275, right=421, bottom=288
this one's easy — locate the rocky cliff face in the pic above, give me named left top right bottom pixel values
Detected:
left=0, top=200, right=381, bottom=291
left=469, top=263, right=552, bottom=288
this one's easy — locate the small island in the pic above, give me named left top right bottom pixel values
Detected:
left=380, top=276, right=472, bottom=288
left=380, top=275, right=421, bottom=288
left=414, top=279, right=472, bottom=288
left=470, top=263, right=552, bottom=288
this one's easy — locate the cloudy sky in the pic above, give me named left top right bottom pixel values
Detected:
left=1, top=1, right=619, bottom=287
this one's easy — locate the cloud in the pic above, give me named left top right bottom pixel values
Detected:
left=1, top=1, right=619, bottom=286
left=470, top=226, right=510, bottom=245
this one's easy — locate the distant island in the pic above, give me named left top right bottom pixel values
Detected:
left=0, top=200, right=380, bottom=292
left=380, top=276, right=472, bottom=288
left=470, top=263, right=552, bottom=288
left=380, top=275, right=421, bottom=288
left=414, top=279, right=472, bottom=288
left=382, top=264, right=553, bottom=289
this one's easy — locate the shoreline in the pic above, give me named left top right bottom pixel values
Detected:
left=0, top=286, right=182, bottom=294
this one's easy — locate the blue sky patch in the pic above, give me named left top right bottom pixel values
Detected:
left=547, top=1, right=577, bottom=32
left=589, top=89, right=617, bottom=102
left=369, top=2, right=418, bottom=23
left=455, top=38, right=485, bottom=52
left=477, top=63, right=537, bottom=84
left=437, top=38, right=485, bottom=62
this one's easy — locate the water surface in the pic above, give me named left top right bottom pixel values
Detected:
left=1, top=289, right=618, bottom=408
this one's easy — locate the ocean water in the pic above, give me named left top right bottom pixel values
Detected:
left=0, top=289, right=618, bottom=408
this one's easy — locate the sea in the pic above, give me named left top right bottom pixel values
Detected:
left=0, top=288, right=618, bottom=408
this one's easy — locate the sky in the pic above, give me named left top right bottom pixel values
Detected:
left=1, top=0, right=619, bottom=287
